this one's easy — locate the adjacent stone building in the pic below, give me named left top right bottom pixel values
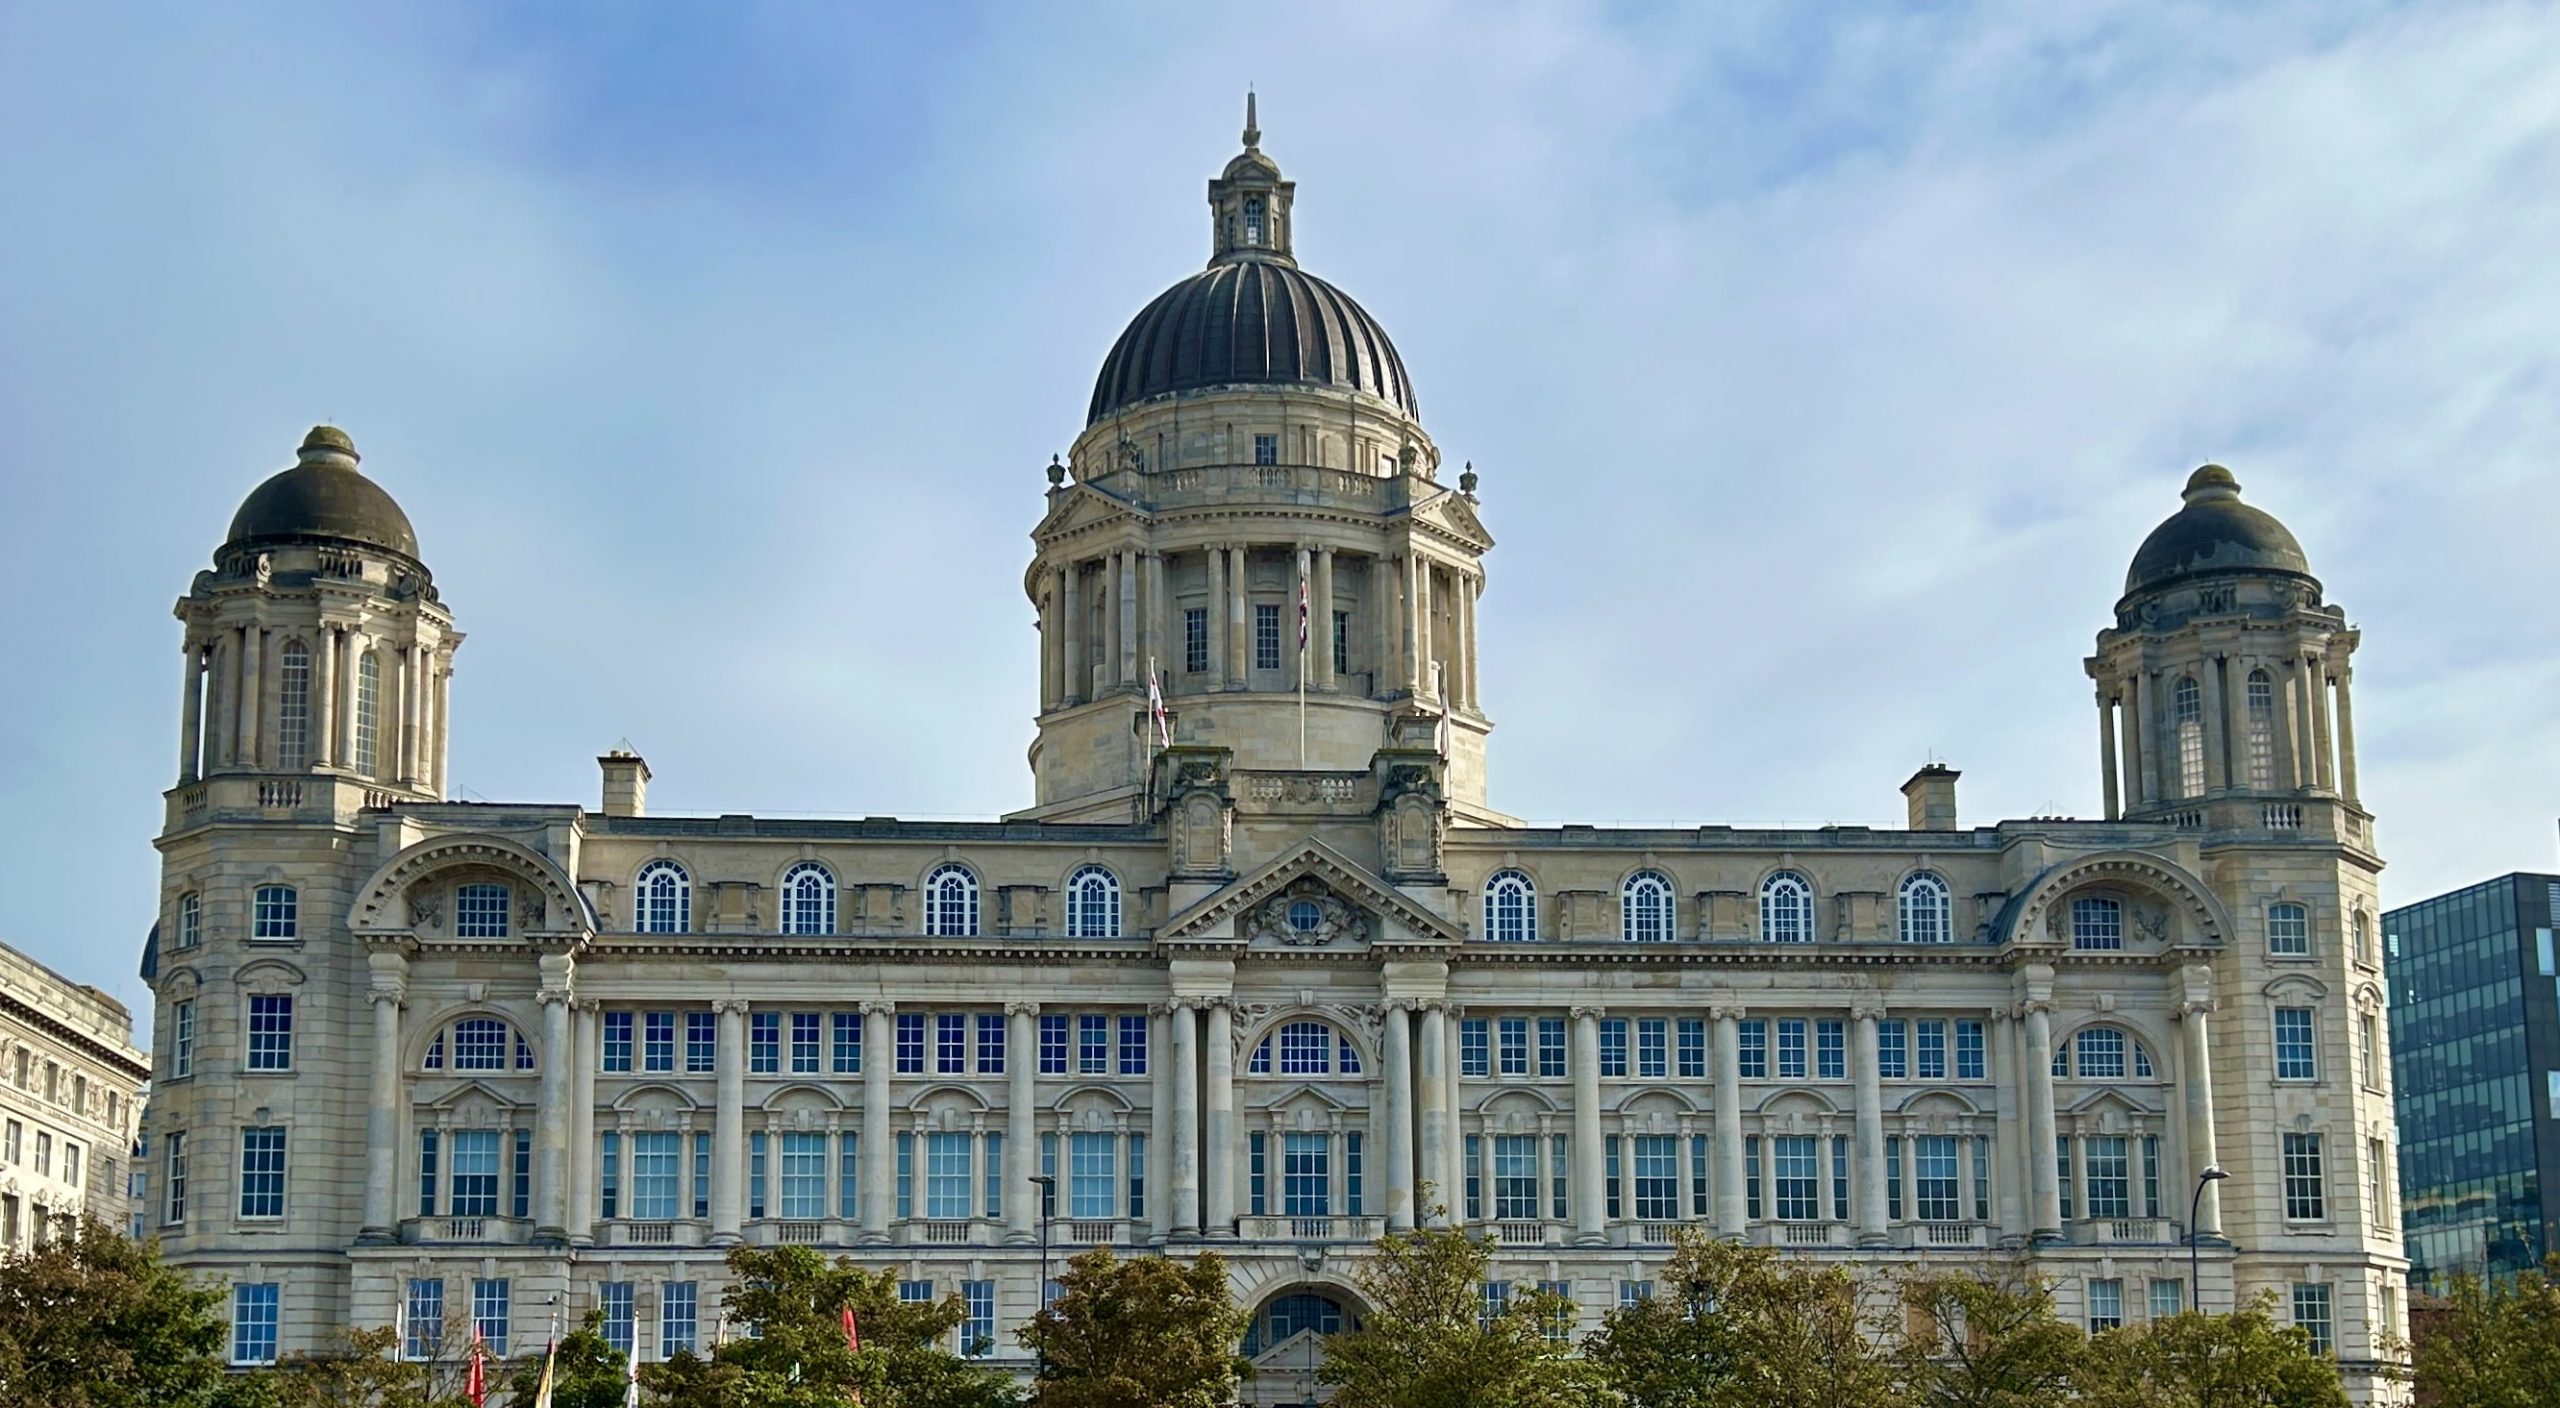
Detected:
left=2, top=939, right=148, bottom=1248
left=139, top=105, right=2408, bottom=1400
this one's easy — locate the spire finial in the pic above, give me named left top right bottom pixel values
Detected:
left=1242, top=89, right=1259, bottom=150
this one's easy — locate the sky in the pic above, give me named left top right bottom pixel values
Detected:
left=2, top=2, right=2556, bottom=1035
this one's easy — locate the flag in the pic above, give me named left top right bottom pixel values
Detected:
left=1145, top=659, right=1171, bottom=751
left=624, top=1340, right=641, bottom=1408
left=531, top=1334, right=557, bottom=1408
left=1297, top=570, right=1310, bottom=652
left=465, top=1326, right=487, bottom=1408
left=842, top=1305, right=862, bottom=1353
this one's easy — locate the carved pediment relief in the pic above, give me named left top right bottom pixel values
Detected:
left=1245, top=878, right=1372, bottom=949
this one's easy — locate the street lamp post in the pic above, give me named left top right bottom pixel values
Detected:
left=2188, top=1164, right=2228, bottom=1313
left=1030, top=1174, right=1057, bottom=1380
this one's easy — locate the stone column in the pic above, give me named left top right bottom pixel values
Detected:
left=2023, top=999, right=2060, bottom=1239
left=1461, top=574, right=1480, bottom=711
left=1991, top=1011, right=2023, bottom=1236
left=2288, top=655, right=2316, bottom=789
left=2135, top=670, right=2163, bottom=806
left=536, top=983, right=576, bottom=1241
left=400, top=643, right=424, bottom=784
left=358, top=946, right=409, bottom=1242
left=1674, top=1118, right=1697, bottom=1221
left=569, top=999, right=601, bottom=1244
left=337, top=631, right=361, bottom=769
left=432, top=662, right=452, bottom=798
left=2097, top=692, right=2120, bottom=820
left=2334, top=664, right=2359, bottom=804
left=312, top=628, right=337, bottom=771
left=1372, top=555, right=1396, bottom=693
left=1148, top=1007, right=1173, bottom=1239
left=1381, top=1003, right=1415, bottom=1231
left=1204, top=549, right=1226, bottom=693
left=178, top=640, right=205, bottom=784
left=1006, top=1002, right=1037, bottom=1243
left=1143, top=550, right=1166, bottom=684
left=703, top=1000, right=746, bottom=1242
left=1713, top=1006, right=1746, bottom=1234
left=2222, top=655, right=2251, bottom=788
left=204, top=635, right=232, bottom=770
left=2308, top=652, right=2336, bottom=792
left=1170, top=1001, right=1202, bottom=1234
left=1851, top=1006, right=1887, bottom=1243
left=2199, top=656, right=2228, bottom=791
left=1204, top=999, right=1236, bottom=1236
left=236, top=624, right=263, bottom=766
left=2119, top=673, right=2145, bottom=808
left=1312, top=546, right=1336, bottom=690
left=1121, top=550, right=1142, bottom=686
left=2177, top=975, right=2222, bottom=1238
left=1061, top=563, right=1084, bottom=706
left=1226, top=546, right=1250, bottom=687
left=1399, top=553, right=1421, bottom=696
left=860, top=1003, right=893, bottom=1240
left=1417, top=1003, right=1451, bottom=1225
left=1100, top=551, right=1122, bottom=692
left=1570, top=1006, right=1605, bottom=1244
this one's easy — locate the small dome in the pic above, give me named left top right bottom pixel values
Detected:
left=2124, top=464, right=2311, bottom=595
left=1089, top=260, right=1417, bottom=425
left=224, top=426, right=421, bottom=560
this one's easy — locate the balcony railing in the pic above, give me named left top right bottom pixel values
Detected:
left=1239, top=1215, right=1385, bottom=1243
left=1063, top=1219, right=1123, bottom=1245
left=1907, top=1221, right=1991, bottom=1249
left=919, top=1219, right=975, bottom=1245
left=1494, top=1220, right=1559, bottom=1247
left=401, top=1215, right=533, bottom=1246
left=2073, top=1216, right=2174, bottom=1246
left=1628, top=1222, right=1689, bottom=1247
left=1750, top=1220, right=1850, bottom=1248
left=775, top=1221, right=824, bottom=1244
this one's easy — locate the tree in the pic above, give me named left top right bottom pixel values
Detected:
left=501, top=1311, right=632, bottom=1408
left=0, top=1217, right=242, bottom=1408
left=2411, top=1261, right=2560, bottom=1408
left=2078, top=1297, right=2348, bottom=1408
left=1318, top=1221, right=1601, bottom=1408
left=259, top=1324, right=473, bottom=1408
left=1019, top=1248, right=1249, bottom=1408
left=643, top=1244, right=1019, bottom=1408
left=1583, top=1230, right=1900, bottom=1408
left=1894, top=1269, right=2085, bottom=1408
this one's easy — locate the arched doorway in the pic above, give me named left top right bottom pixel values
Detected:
left=1240, top=1285, right=1361, bottom=1406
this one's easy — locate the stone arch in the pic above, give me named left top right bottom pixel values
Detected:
left=1611, top=1087, right=1705, bottom=1121
left=903, top=1083, right=992, bottom=1119
left=1752, top=1088, right=1845, bottom=1119
left=610, top=1083, right=700, bottom=1115
left=763, top=1083, right=845, bottom=1115
left=350, top=833, right=590, bottom=940
left=1239, top=1010, right=1374, bottom=1077
left=1471, top=1086, right=1563, bottom=1119
left=2002, top=850, right=2233, bottom=949
left=1893, top=1088, right=1987, bottom=1119
left=409, top=1004, right=544, bottom=1070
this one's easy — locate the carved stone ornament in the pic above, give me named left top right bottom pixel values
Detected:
left=518, top=893, right=547, bottom=932
left=1380, top=790, right=1446, bottom=878
left=1173, top=792, right=1234, bottom=876
left=2132, top=904, right=2170, bottom=945
left=406, top=889, right=441, bottom=930
left=1245, top=878, right=1372, bottom=948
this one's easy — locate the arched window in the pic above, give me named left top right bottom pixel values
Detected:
left=924, top=864, right=979, bottom=938
left=1621, top=871, right=1676, bottom=943
left=779, top=862, right=835, bottom=936
left=1899, top=872, right=1952, bottom=944
left=353, top=650, right=381, bottom=777
left=251, top=885, right=298, bottom=941
left=1482, top=870, right=1537, bottom=943
left=276, top=641, right=310, bottom=771
left=2174, top=676, right=2205, bottom=798
left=633, top=861, right=690, bottom=934
left=1243, top=196, right=1266, bottom=246
left=425, top=1016, right=535, bottom=1072
left=1065, top=865, right=1121, bottom=939
left=1248, top=1019, right=1363, bottom=1077
left=1761, top=872, right=1813, bottom=944
left=2268, top=901, right=2310, bottom=956
left=2057, top=1025, right=2156, bottom=1080
left=2245, top=670, right=2277, bottom=790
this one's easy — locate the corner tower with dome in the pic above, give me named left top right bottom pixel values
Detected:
left=135, top=110, right=2406, bottom=1405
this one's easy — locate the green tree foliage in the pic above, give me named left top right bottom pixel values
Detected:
left=1019, top=1248, right=1250, bottom=1408
left=1894, top=1269, right=2086, bottom=1408
left=1318, top=1221, right=1601, bottom=1408
left=0, top=1217, right=243, bottom=1408
left=1583, top=1230, right=1898, bottom=1408
left=258, top=1324, right=474, bottom=1408
left=644, top=1244, right=1019, bottom=1408
left=501, top=1311, right=634, bottom=1408
left=2078, top=1298, right=2348, bottom=1408
left=2412, top=1261, right=2560, bottom=1408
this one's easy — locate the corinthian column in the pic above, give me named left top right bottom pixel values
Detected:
left=1417, top=1002, right=1451, bottom=1226
left=178, top=641, right=204, bottom=784
left=2334, top=665, right=2360, bottom=804
left=1005, top=1002, right=1038, bottom=1243
left=1713, top=1005, right=1746, bottom=1234
left=2022, top=997, right=2060, bottom=1239
left=710, top=999, right=747, bottom=1243
left=1226, top=546, right=1250, bottom=687
left=2097, top=690, right=2120, bottom=820
left=1381, top=1003, right=1415, bottom=1231
left=1171, top=1001, right=1202, bottom=1234
left=358, top=946, right=409, bottom=1242
left=860, top=1002, right=893, bottom=1241
left=1570, top=1006, right=1605, bottom=1245
left=1204, top=999, right=1237, bottom=1236
left=1851, top=1004, right=1887, bottom=1243
left=534, top=966, right=576, bottom=1243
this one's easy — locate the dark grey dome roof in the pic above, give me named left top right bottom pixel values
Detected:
left=1088, top=259, right=1418, bottom=426
left=225, top=426, right=421, bottom=560
left=2125, top=465, right=2311, bottom=595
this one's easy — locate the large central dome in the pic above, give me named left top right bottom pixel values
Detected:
left=1086, top=97, right=1418, bottom=428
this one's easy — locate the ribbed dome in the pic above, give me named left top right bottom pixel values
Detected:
left=225, top=426, right=421, bottom=561
left=2125, top=465, right=2311, bottom=595
left=1088, top=259, right=1418, bottom=426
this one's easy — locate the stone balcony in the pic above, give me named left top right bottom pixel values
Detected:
left=2070, top=1216, right=2178, bottom=1246
left=1238, top=1215, right=1386, bottom=1243
left=401, top=1215, right=536, bottom=1246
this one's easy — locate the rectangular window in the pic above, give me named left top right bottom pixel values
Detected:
left=962, top=1281, right=996, bottom=1359
left=2072, top=896, right=2124, bottom=950
left=1955, top=1020, right=1986, bottom=1080
left=404, top=1278, right=444, bottom=1359
left=981, top=1013, right=1008, bottom=1074
left=1831, top=1138, right=1849, bottom=1221
left=1041, top=1133, right=1057, bottom=1215
left=780, top=1132, right=826, bottom=1220
left=604, top=1011, right=635, bottom=1072
left=1916, top=1020, right=1947, bottom=1080
left=833, top=1012, right=862, bottom=1074
left=1067, top=1131, right=1117, bottom=1219
left=1248, top=1131, right=1268, bottom=1217
left=1632, top=1135, right=1677, bottom=1221
left=1253, top=433, right=1278, bottom=465
left=2282, top=1133, right=2326, bottom=1220
left=897, top=1014, right=927, bottom=1074
left=896, top=1133, right=912, bottom=1220
left=2149, top=1278, right=2184, bottom=1319
left=2274, top=1008, right=2316, bottom=1080
left=2292, top=1283, right=2332, bottom=1355
left=1333, top=611, right=1350, bottom=677
left=750, top=1012, right=781, bottom=1074
left=1255, top=604, right=1282, bottom=671
left=2085, top=1136, right=2131, bottom=1219
left=1774, top=1136, right=1818, bottom=1220
left=471, top=1278, right=510, bottom=1357
left=1458, top=1018, right=1490, bottom=1078
left=1915, top=1135, right=1961, bottom=1221
left=1776, top=1019, right=1807, bottom=1079
left=178, top=892, right=201, bottom=950
left=2088, top=1278, right=2124, bottom=1332
left=840, top=1132, right=860, bottom=1220
left=925, top=1132, right=972, bottom=1220
left=2367, top=1137, right=2390, bottom=1228
left=1605, top=1138, right=1620, bottom=1220
left=238, top=1127, right=286, bottom=1218
left=937, top=1014, right=967, bottom=1074
left=1552, top=1134, right=1571, bottom=1220
left=1599, top=1019, right=1629, bottom=1077
left=599, top=1281, right=635, bottom=1355
left=748, top=1133, right=765, bottom=1220
left=1677, top=1019, right=1706, bottom=1078
left=513, top=1129, right=533, bottom=1218
left=449, top=1129, right=498, bottom=1216
left=2056, top=1137, right=2070, bottom=1221
left=793, top=1013, right=823, bottom=1074
left=453, top=1018, right=510, bottom=1071
left=1620, top=1281, right=1653, bottom=1308
left=1283, top=1132, right=1331, bottom=1217
left=693, top=1132, right=712, bottom=1219
left=1118, top=1014, right=1148, bottom=1075
left=1481, top=1280, right=1509, bottom=1327
left=687, top=1012, right=716, bottom=1073
left=231, top=1283, right=280, bottom=1365
left=600, top=1131, right=620, bottom=1220
left=661, top=1282, right=698, bottom=1358
left=1738, top=1020, right=1768, bottom=1079
left=644, top=1012, right=676, bottom=1073
left=1078, top=1014, right=1109, bottom=1074
left=1696, top=1135, right=1714, bottom=1217
left=1184, top=609, right=1208, bottom=674
left=2269, top=904, right=2311, bottom=956
left=416, top=1130, right=438, bottom=1217
left=1537, top=1018, right=1566, bottom=1077
left=1128, top=1133, right=1146, bottom=1220
left=252, top=885, right=298, bottom=940
left=246, top=994, right=294, bottom=1071
left=1816, top=1019, right=1846, bottom=1080
left=1877, top=1021, right=1908, bottom=1079
left=900, top=1279, right=934, bottom=1305
left=1493, top=1135, right=1539, bottom=1221
left=165, top=1131, right=187, bottom=1224
left=1637, top=1019, right=1668, bottom=1079
left=171, top=1001, right=196, bottom=1078
left=631, top=1132, right=680, bottom=1220
left=1040, top=1015, right=1069, bottom=1074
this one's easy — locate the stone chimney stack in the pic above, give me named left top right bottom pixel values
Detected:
left=1902, top=763, right=1960, bottom=832
left=599, top=750, right=650, bottom=818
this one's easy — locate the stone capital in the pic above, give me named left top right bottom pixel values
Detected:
left=856, top=999, right=894, bottom=1017
left=2177, top=997, right=2218, bottom=1019
left=1708, top=1002, right=1746, bottom=1022
left=535, top=988, right=576, bottom=1009
left=714, top=998, right=754, bottom=1016
left=1849, top=1000, right=1888, bottom=1022
left=1568, top=1004, right=1606, bottom=1021
left=1005, top=1000, right=1042, bottom=1018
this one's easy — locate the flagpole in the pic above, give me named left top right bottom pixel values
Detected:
left=1296, top=557, right=1309, bottom=769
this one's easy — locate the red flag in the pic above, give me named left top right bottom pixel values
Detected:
left=466, top=1325, right=487, bottom=1407
left=842, top=1305, right=861, bottom=1353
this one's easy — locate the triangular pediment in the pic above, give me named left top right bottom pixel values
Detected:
left=1409, top=487, right=1493, bottom=551
left=1161, top=839, right=1462, bottom=947
left=1034, top=483, right=1143, bottom=541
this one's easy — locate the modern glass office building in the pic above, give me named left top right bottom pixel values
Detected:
left=2385, top=872, right=2560, bottom=1291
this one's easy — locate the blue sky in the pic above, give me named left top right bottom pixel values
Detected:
left=4, top=2, right=2557, bottom=1031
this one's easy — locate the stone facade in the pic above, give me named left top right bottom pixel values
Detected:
left=2, top=940, right=148, bottom=1248
left=139, top=108, right=2407, bottom=1402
